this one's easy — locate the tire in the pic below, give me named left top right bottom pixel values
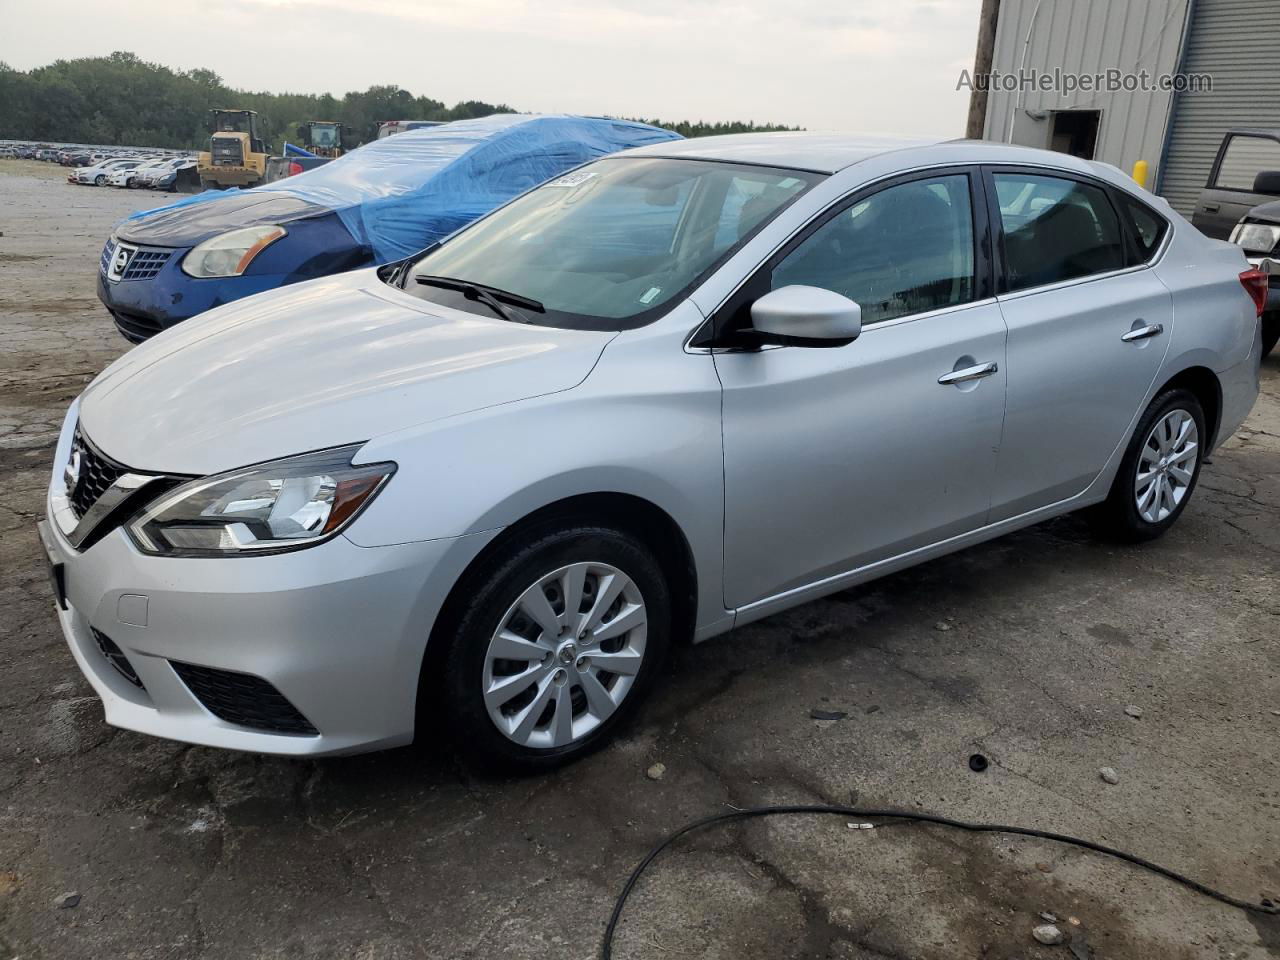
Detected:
left=1089, top=388, right=1206, bottom=542
left=93, top=174, right=105, bottom=186
left=436, top=525, right=671, bottom=772
left=1262, top=311, right=1279, bottom=359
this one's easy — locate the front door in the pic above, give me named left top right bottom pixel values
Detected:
left=714, top=170, right=1008, bottom=609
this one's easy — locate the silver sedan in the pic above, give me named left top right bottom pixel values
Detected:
left=42, top=135, right=1264, bottom=769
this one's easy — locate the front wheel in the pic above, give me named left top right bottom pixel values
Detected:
left=1090, top=389, right=1206, bottom=542
left=438, top=526, right=671, bottom=771
left=93, top=174, right=106, bottom=186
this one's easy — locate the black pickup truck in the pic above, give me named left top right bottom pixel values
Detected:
left=1191, top=129, right=1280, bottom=356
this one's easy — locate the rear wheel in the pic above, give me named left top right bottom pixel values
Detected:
left=1262, top=310, right=1279, bottom=358
left=1090, top=389, right=1205, bottom=542
left=438, top=525, right=671, bottom=771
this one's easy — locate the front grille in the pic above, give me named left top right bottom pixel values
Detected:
left=109, top=308, right=165, bottom=343
left=91, top=628, right=145, bottom=689
left=211, top=141, right=243, bottom=165
left=171, top=662, right=319, bottom=736
left=120, top=249, right=171, bottom=282
left=67, top=427, right=128, bottom=519
left=99, top=239, right=115, bottom=275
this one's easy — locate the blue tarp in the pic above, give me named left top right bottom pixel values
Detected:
left=126, top=115, right=681, bottom=261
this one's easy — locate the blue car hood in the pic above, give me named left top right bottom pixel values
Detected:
left=116, top=193, right=332, bottom=248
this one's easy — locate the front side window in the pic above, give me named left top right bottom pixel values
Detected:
left=994, top=173, right=1125, bottom=291
left=770, top=174, right=976, bottom=325
left=1213, top=135, right=1280, bottom=192
left=402, top=158, right=819, bottom=330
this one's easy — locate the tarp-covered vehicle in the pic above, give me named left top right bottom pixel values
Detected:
left=98, top=115, right=680, bottom=342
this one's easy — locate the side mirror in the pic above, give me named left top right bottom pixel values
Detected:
left=749, top=285, right=862, bottom=347
left=1252, top=171, right=1280, bottom=195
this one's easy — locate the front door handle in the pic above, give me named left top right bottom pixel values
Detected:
left=938, top=361, right=998, bottom=385
left=1203, top=202, right=1220, bottom=212
left=1121, top=322, right=1164, bottom=342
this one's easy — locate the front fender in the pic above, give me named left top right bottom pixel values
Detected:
left=348, top=317, right=728, bottom=633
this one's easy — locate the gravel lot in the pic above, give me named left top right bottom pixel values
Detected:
left=1, top=158, right=1278, bottom=960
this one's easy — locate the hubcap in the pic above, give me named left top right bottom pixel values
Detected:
left=482, top=561, right=647, bottom=749
left=1135, top=408, right=1198, bottom=524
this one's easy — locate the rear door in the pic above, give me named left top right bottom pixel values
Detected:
left=985, top=168, right=1173, bottom=521
left=1191, top=133, right=1280, bottom=239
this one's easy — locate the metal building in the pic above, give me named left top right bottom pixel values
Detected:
left=980, top=0, right=1280, bottom=215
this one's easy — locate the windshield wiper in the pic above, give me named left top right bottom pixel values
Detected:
left=414, top=275, right=544, bottom=323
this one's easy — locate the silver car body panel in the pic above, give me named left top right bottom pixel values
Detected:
left=47, top=136, right=1261, bottom=754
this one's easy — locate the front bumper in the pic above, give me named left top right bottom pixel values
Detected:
left=96, top=242, right=282, bottom=342
left=37, top=506, right=491, bottom=756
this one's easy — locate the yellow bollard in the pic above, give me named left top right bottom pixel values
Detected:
left=1132, top=160, right=1150, bottom=189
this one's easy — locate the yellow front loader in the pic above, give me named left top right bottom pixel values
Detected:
left=197, top=109, right=269, bottom=190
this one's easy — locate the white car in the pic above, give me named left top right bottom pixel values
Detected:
left=40, top=135, right=1265, bottom=769
left=106, top=158, right=165, bottom=188
left=72, top=158, right=145, bottom=186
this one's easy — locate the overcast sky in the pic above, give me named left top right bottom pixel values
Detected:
left=3, top=0, right=983, bottom=135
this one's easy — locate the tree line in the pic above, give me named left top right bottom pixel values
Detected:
left=0, top=52, right=798, bottom=149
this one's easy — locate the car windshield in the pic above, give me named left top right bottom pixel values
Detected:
left=399, top=157, right=821, bottom=330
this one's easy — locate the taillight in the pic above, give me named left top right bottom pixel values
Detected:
left=1239, top=269, right=1268, bottom=318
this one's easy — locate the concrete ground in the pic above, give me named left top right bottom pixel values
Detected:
left=0, top=158, right=1277, bottom=960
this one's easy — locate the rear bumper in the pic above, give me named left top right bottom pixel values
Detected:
left=1213, top=322, right=1264, bottom=450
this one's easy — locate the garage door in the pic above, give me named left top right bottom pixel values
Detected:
left=1158, top=0, right=1280, bottom=216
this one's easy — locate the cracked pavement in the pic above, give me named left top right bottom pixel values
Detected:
left=1, top=159, right=1278, bottom=959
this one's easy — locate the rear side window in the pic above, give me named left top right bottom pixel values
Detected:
left=770, top=173, right=976, bottom=325
left=1117, top=194, right=1168, bottom=262
left=993, top=173, right=1125, bottom=292
left=1212, top=135, right=1280, bottom=191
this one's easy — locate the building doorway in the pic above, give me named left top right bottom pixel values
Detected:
left=1049, top=110, right=1101, bottom=160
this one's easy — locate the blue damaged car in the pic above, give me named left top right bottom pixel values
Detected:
left=97, top=114, right=680, bottom=342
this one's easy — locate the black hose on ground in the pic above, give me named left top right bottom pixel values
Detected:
left=601, top=803, right=1279, bottom=959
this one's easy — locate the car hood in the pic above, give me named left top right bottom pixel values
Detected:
left=116, top=193, right=334, bottom=248
left=1246, top=198, right=1280, bottom=223
left=78, top=270, right=615, bottom=475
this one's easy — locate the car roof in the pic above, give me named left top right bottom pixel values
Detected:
left=619, top=134, right=1149, bottom=185
left=621, top=133, right=949, bottom=173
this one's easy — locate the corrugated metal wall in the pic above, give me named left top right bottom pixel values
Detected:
left=983, top=0, right=1188, bottom=179
left=1158, top=0, right=1280, bottom=215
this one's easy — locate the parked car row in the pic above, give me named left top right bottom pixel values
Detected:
left=0, top=141, right=194, bottom=169
left=73, top=155, right=199, bottom=191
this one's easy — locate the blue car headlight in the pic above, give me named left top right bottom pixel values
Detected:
left=181, top=225, right=286, bottom=278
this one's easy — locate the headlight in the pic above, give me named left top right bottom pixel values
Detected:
left=127, top=445, right=395, bottom=557
left=181, top=224, right=286, bottom=278
left=1230, top=222, right=1280, bottom=255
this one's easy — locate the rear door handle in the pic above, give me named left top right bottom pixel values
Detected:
left=938, top=361, right=999, bottom=385
left=1121, top=322, right=1164, bottom=342
left=1203, top=202, right=1220, bottom=212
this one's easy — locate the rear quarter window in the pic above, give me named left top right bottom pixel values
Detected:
left=1117, top=194, right=1169, bottom=263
